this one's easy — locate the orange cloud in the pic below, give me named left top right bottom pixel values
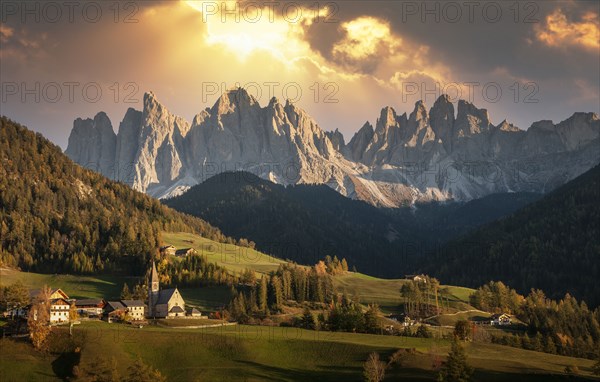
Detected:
left=535, top=9, right=599, bottom=51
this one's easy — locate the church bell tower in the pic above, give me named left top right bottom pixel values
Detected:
left=148, top=261, right=160, bottom=317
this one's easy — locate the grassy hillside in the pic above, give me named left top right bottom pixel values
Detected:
left=162, top=232, right=285, bottom=276
left=1, top=321, right=598, bottom=381
left=163, top=171, right=413, bottom=278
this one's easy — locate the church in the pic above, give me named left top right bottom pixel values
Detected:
left=147, top=262, right=186, bottom=318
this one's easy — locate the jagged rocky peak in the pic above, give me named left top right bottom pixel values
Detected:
left=409, top=100, right=429, bottom=122
left=555, top=112, right=600, bottom=151
left=377, top=106, right=398, bottom=128
left=211, top=87, right=259, bottom=115
left=65, top=111, right=116, bottom=178
left=454, top=99, right=492, bottom=137
left=325, top=128, right=346, bottom=151
left=495, top=119, right=520, bottom=132
left=65, top=90, right=600, bottom=207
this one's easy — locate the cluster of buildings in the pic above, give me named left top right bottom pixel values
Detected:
left=7, top=262, right=203, bottom=324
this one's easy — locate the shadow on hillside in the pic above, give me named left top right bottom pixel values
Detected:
left=234, top=360, right=361, bottom=381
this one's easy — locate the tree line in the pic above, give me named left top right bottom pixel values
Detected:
left=0, top=117, right=253, bottom=276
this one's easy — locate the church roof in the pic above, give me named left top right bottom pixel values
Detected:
left=156, top=288, right=179, bottom=305
left=170, top=305, right=185, bottom=313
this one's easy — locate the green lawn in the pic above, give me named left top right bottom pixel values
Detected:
left=332, top=272, right=477, bottom=315
left=1, top=321, right=598, bottom=381
left=0, top=267, right=134, bottom=300
left=162, top=232, right=286, bottom=276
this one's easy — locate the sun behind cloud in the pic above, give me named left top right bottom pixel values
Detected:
left=535, top=8, right=599, bottom=51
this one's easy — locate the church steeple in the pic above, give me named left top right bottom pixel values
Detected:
left=150, top=261, right=159, bottom=292
left=148, top=261, right=160, bottom=318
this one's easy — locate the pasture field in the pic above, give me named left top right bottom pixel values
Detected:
left=1, top=321, right=598, bottom=381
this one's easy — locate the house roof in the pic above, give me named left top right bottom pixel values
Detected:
left=30, top=288, right=70, bottom=300
left=106, top=301, right=125, bottom=310
left=75, top=299, right=104, bottom=307
left=121, top=300, right=145, bottom=307
left=156, top=288, right=179, bottom=305
left=51, top=298, right=70, bottom=305
left=187, top=307, right=201, bottom=314
left=175, top=248, right=194, bottom=256
left=160, top=245, right=176, bottom=250
left=491, top=313, right=510, bottom=319
left=170, top=305, right=185, bottom=313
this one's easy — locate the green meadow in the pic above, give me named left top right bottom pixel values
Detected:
left=1, top=321, right=598, bottom=381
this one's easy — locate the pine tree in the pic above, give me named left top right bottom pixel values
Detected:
left=438, top=337, right=474, bottom=382
left=301, top=307, right=317, bottom=330
left=258, top=277, right=268, bottom=313
left=121, top=283, right=132, bottom=300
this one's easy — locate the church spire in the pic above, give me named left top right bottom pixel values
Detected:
left=151, top=261, right=159, bottom=289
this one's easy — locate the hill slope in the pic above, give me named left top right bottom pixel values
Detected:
left=0, top=117, right=241, bottom=275
left=164, top=172, right=408, bottom=276
left=163, top=171, right=543, bottom=277
left=424, top=164, right=600, bottom=306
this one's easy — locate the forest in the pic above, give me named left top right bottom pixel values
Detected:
left=425, top=164, right=600, bottom=307
left=0, top=117, right=249, bottom=275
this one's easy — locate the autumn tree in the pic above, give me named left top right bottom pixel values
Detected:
left=592, top=348, right=600, bottom=376
left=0, top=280, right=30, bottom=318
left=453, top=320, right=472, bottom=341
left=363, top=352, right=386, bottom=382
left=124, top=357, right=166, bottom=382
left=79, top=357, right=120, bottom=382
left=27, top=286, right=52, bottom=350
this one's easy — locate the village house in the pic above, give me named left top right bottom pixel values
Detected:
left=186, top=307, right=202, bottom=317
left=74, top=299, right=105, bottom=318
left=104, top=301, right=127, bottom=322
left=50, top=298, right=71, bottom=323
left=389, top=313, right=414, bottom=327
left=490, top=313, right=512, bottom=326
left=160, top=245, right=176, bottom=256
left=175, top=248, right=196, bottom=258
left=30, top=288, right=74, bottom=324
left=121, top=300, right=145, bottom=320
left=147, top=262, right=188, bottom=318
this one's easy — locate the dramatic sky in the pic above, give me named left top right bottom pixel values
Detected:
left=1, top=0, right=599, bottom=148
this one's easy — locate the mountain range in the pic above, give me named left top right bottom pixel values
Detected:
left=65, top=89, right=600, bottom=207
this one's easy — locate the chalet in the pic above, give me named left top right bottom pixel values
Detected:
left=104, top=301, right=127, bottom=322
left=186, top=307, right=202, bottom=317
left=30, top=288, right=70, bottom=302
left=50, top=298, right=71, bottom=323
left=121, top=300, right=145, bottom=320
left=175, top=248, right=196, bottom=258
left=147, top=262, right=188, bottom=318
left=74, top=299, right=105, bottom=318
left=160, top=245, right=176, bottom=256
left=405, top=274, right=427, bottom=283
left=490, top=313, right=511, bottom=326
left=389, top=313, right=413, bottom=327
